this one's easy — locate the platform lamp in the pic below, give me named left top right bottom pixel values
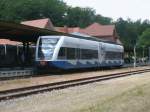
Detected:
left=133, top=45, right=136, bottom=68
left=133, top=35, right=141, bottom=68
left=148, top=47, right=150, bottom=64
left=142, top=46, right=145, bottom=64
left=133, top=38, right=139, bottom=68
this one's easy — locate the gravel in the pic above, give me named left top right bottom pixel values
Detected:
left=0, top=71, right=150, bottom=112
left=0, top=66, right=149, bottom=91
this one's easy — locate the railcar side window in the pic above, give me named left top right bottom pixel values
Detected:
left=58, top=47, right=98, bottom=60
left=76, top=48, right=80, bottom=59
left=58, top=47, right=66, bottom=59
left=105, top=51, right=123, bottom=60
left=58, top=47, right=76, bottom=60
left=67, top=48, right=76, bottom=59
left=80, top=49, right=98, bottom=59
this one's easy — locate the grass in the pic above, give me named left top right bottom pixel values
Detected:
left=80, top=83, right=150, bottom=112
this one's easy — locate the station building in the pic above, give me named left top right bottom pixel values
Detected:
left=0, top=18, right=122, bottom=68
left=21, top=18, right=122, bottom=44
left=0, top=39, right=35, bottom=68
left=55, top=23, right=122, bottom=44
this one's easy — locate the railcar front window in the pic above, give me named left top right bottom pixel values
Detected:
left=37, top=38, right=59, bottom=60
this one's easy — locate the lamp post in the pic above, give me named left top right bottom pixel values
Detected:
left=148, top=47, right=150, bottom=65
left=133, top=45, right=136, bottom=68
left=142, top=46, right=145, bottom=64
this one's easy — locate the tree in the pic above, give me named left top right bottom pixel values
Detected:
left=138, top=28, right=150, bottom=47
left=0, top=0, right=115, bottom=27
left=0, top=0, right=150, bottom=50
left=115, top=18, right=142, bottom=49
left=64, top=7, right=96, bottom=28
left=0, top=0, right=67, bottom=26
left=64, top=7, right=112, bottom=28
left=94, top=14, right=112, bottom=25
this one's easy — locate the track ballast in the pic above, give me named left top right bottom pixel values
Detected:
left=0, top=68, right=150, bottom=102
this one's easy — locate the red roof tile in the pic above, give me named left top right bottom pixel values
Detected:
left=55, top=27, right=81, bottom=33
left=55, top=23, right=115, bottom=37
left=81, top=22, right=115, bottom=37
left=21, top=18, right=55, bottom=30
left=0, top=39, right=21, bottom=45
left=55, top=22, right=119, bottom=43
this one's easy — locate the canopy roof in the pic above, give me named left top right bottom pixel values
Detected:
left=0, top=21, right=64, bottom=42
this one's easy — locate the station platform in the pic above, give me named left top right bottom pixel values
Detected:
left=0, top=67, right=35, bottom=78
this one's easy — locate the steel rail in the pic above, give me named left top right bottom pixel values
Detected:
left=0, top=64, right=148, bottom=81
left=0, top=68, right=150, bottom=102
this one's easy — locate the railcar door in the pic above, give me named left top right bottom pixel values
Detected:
left=75, top=47, right=80, bottom=68
left=99, top=43, right=105, bottom=65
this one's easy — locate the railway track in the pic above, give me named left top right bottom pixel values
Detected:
left=0, top=63, right=149, bottom=81
left=0, top=68, right=150, bottom=102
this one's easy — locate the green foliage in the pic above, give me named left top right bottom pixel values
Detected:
left=64, top=7, right=96, bottom=28
left=0, top=0, right=112, bottom=26
left=64, top=7, right=112, bottom=28
left=138, top=28, right=150, bottom=47
left=115, top=18, right=135, bottom=48
left=94, top=14, right=112, bottom=25
left=115, top=18, right=150, bottom=49
left=0, top=0, right=67, bottom=25
left=0, top=0, right=150, bottom=49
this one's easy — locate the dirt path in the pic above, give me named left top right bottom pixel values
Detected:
left=0, top=71, right=150, bottom=112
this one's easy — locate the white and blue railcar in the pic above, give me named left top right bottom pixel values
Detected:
left=36, top=35, right=124, bottom=70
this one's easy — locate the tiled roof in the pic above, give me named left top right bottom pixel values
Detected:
left=21, top=18, right=115, bottom=38
left=55, top=27, right=81, bottom=33
left=55, top=23, right=115, bottom=37
left=21, top=18, right=55, bottom=30
left=21, top=18, right=120, bottom=44
left=0, top=39, right=21, bottom=45
left=81, top=22, right=115, bottom=37
left=55, top=22, right=119, bottom=43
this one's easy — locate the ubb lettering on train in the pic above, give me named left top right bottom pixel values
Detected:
left=35, top=35, right=124, bottom=70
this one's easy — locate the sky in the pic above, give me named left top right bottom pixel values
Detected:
left=64, top=0, right=150, bottom=21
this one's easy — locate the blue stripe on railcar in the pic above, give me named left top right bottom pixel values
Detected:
left=36, top=60, right=123, bottom=70
left=100, top=61, right=123, bottom=67
left=51, top=61, right=99, bottom=69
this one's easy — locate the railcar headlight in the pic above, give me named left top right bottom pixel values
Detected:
left=40, top=61, right=47, bottom=66
left=48, top=45, right=55, bottom=49
left=42, top=49, right=54, bottom=54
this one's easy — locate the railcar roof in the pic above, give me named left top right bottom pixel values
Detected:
left=66, top=34, right=121, bottom=45
left=41, top=34, right=122, bottom=46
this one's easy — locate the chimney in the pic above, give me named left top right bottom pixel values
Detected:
left=64, top=25, right=68, bottom=33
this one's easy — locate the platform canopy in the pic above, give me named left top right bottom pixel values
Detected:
left=0, top=21, right=65, bottom=42
left=0, top=21, right=118, bottom=45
